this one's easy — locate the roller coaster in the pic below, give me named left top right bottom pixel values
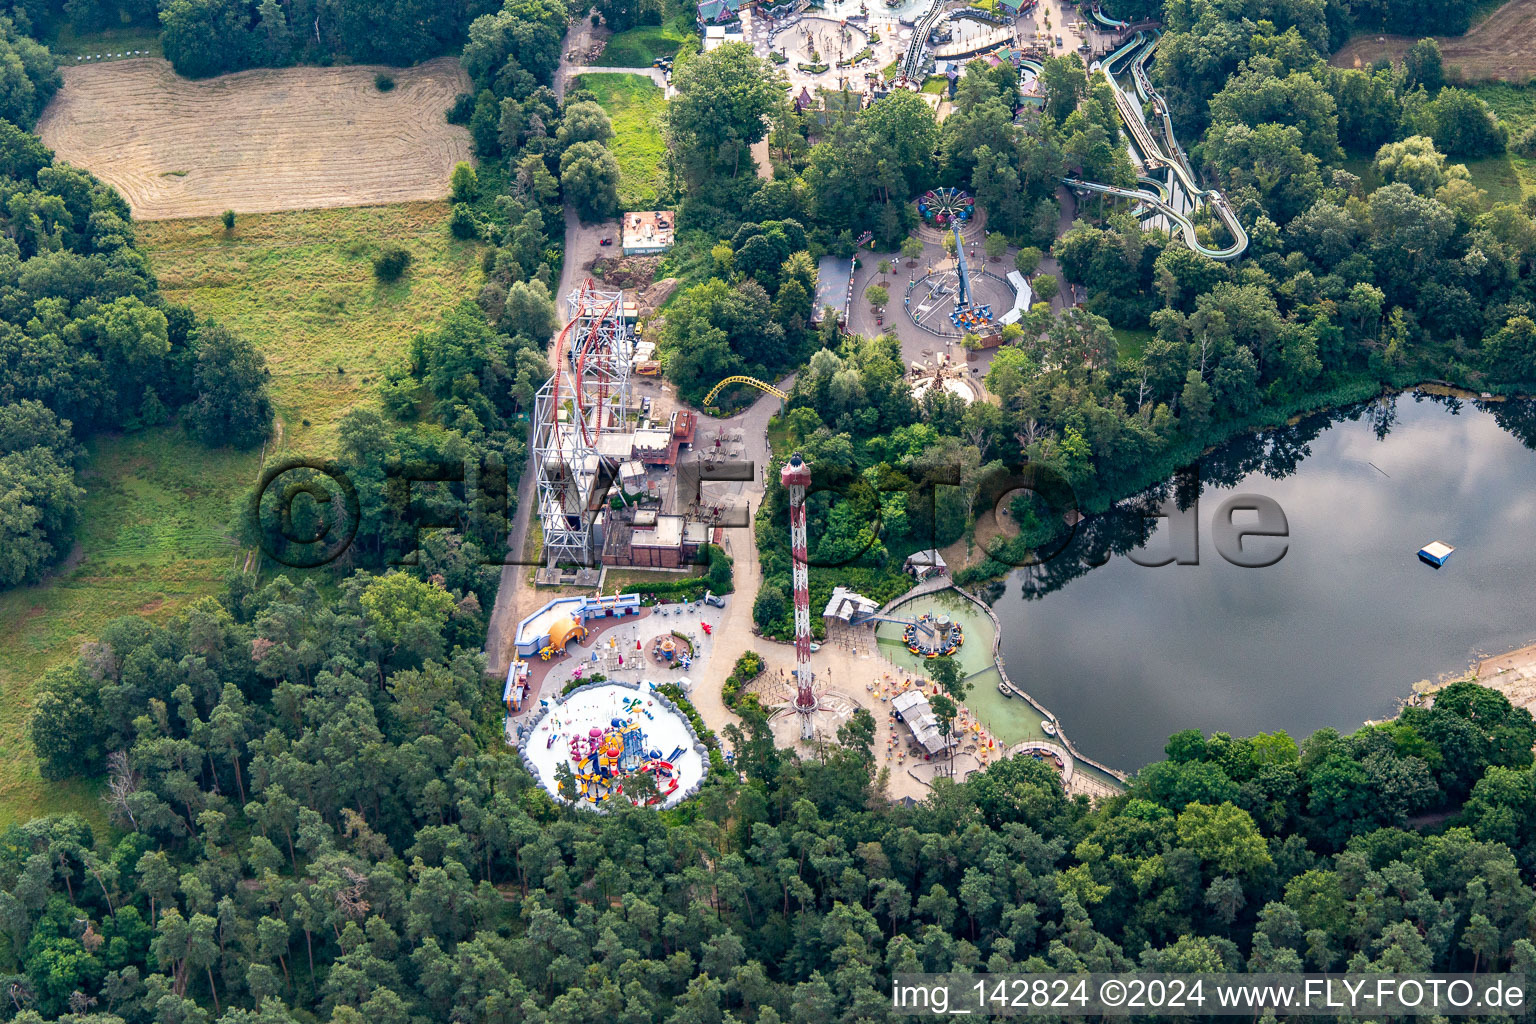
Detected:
left=532, top=281, right=634, bottom=566
left=703, top=375, right=788, bottom=406
left=1062, top=31, right=1248, bottom=261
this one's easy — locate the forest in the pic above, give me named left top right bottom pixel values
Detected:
left=20, top=564, right=1536, bottom=1022
left=633, top=16, right=1536, bottom=637
left=0, top=84, right=272, bottom=589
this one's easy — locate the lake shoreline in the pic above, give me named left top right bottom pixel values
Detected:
left=981, top=392, right=1536, bottom=770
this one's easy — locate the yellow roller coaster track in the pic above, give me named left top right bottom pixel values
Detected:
left=702, top=375, right=788, bottom=406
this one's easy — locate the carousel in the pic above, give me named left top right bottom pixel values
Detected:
left=902, top=613, right=964, bottom=658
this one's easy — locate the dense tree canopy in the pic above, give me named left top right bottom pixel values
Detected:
left=20, top=564, right=1536, bottom=1023
left=160, top=0, right=510, bottom=78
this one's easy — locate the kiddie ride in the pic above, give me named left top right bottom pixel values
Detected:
left=567, top=716, right=686, bottom=806
left=903, top=613, right=964, bottom=658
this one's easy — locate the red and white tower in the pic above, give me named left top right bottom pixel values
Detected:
left=781, top=453, right=817, bottom=739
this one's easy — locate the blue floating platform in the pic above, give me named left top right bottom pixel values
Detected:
left=1418, top=541, right=1454, bottom=567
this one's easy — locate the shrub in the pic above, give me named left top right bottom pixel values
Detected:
left=220, top=209, right=235, bottom=231
left=450, top=162, right=477, bottom=203
left=619, top=545, right=733, bottom=602
left=373, top=246, right=412, bottom=282
left=1515, top=126, right=1536, bottom=160
left=449, top=203, right=480, bottom=240
left=446, top=93, right=474, bottom=124
left=375, top=73, right=395, bottom=92
left=721, top=651, right=766, bottom=710
left=561, top=673, right=607, bottom=695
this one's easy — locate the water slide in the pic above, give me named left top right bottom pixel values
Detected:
left=900, top=0, right=949, bottom=80
left=1064, top=31, right=1248, bottom=261
left=1090, top=3, right=1130, bottom=28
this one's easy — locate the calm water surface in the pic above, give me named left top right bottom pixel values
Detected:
left=992, top=395, right=1536, bottom=769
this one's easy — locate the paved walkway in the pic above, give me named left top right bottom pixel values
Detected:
left=484, top=24, right=624, bottom=681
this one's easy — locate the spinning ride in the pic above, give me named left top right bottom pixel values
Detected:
left=902, top=612, right=964, bottom=658
left=917, top=187, right=974, bottom=226
left=947, top=221, right=992, bottom=331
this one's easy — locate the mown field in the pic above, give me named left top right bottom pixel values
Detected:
left=1330, top=0, right=1536, bottom=82
left=140, top=202, right=484, bottom=453
left=0, top=202, right=484, bottom=830
left=38, top=58, right=471, bottom=219
left=573, top=73, right=668, bottom=209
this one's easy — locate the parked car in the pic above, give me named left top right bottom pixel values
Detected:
left=704, top=591, right=726, bottom=608
left=599, top=237, right=612, bottom=246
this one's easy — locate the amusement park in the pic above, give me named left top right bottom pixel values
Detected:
left=501, top=265, right=1126, bottom=805
left=494, top=0, right=1251, bottom=812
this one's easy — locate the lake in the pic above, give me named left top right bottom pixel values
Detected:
left=990, top=393, right=1536, bottom=770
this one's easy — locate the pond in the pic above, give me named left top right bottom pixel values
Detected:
left=987, top=394, right=1536, bottom=770
left=875, top=589, right=1048, bottom=746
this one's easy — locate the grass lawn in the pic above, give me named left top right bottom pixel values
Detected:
left=1343, top=151, right=1533, bottom=206
left=592, top=23, right=689, bottom=67
left=140, top=202, right=484, bottom=456
left=1113, top=327, right=1153, bottom=362
left=49, top=23, right=163, bottom=58
left=922, top=76, right=950, bottom=94
left=1471, top=80, right=1536, bottom=137
left=0, top=427, right=259, bottom=832
left=603, top=567, right=702, bottom=591
left=573, top=74, right=668, bottom=210
left=1456, top=155, right=1529, bottom=205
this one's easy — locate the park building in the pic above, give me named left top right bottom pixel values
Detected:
left=905, top=549, right=948, bottom=580
left=892, top=689, right=957, bottom=757
left=598, top=509, right=717, bottom=569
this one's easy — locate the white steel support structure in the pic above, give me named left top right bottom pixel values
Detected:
left=781, top=453, right=817, bottom=737
left=532, top=281, right=634, bottom=567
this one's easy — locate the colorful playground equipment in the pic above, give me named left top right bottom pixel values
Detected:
left=651, top=633, right=694, bottom=670
left=513, top=591, right=642, bottom=659
left=902, top=612, right=964, bottom=658
left=568, top=714, right=686, bottom=806
left=917, top=187, right=974, bottom=225
left=538, top=615, right=588, bottom=660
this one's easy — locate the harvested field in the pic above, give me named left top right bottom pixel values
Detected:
left=37, top=57, right=472, bottom=219
left=1330, top=0, right=1536, bottom=82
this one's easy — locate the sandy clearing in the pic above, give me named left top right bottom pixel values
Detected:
left=1330, top=0, right=1536, bottom=82
left=37, top=57, right=473, bottom=220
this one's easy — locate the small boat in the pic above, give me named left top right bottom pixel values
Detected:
left=1041, top=719, right=1057, bottom=736
left=1418, top=541, right=1454, bottom=567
